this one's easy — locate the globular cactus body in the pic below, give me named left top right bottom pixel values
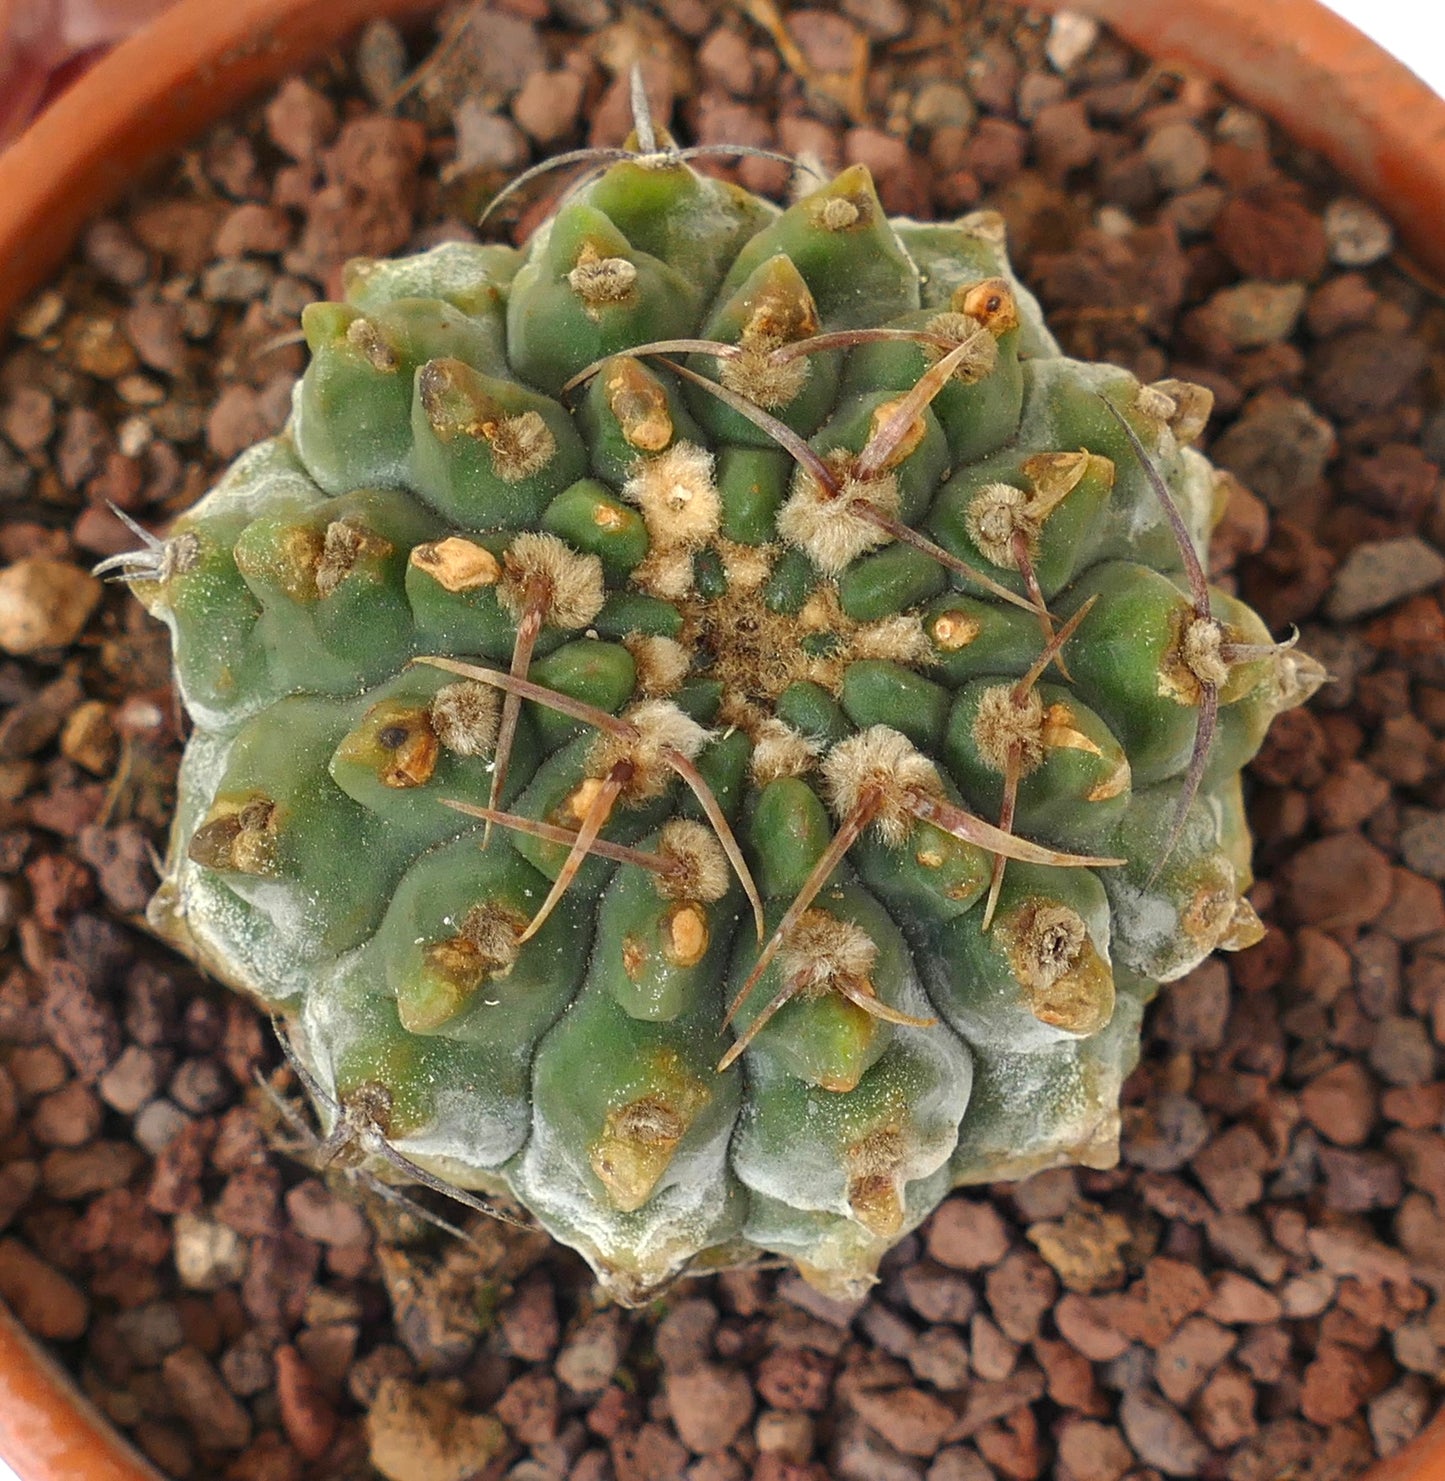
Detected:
left=124, top=134, right=1321, bottom=1302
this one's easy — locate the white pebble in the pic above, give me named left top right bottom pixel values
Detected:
left=1324, top=196, right=1394, bottom=266
left=118, top=416, right=153, bottom=458
left=1095, top=206, right=1136, bottom=239
left=1215, top=106, right=1268, bottom=151
left=1046, top=12, right=1099, bottom=72
left=174, top=1211, right=249, bottom=1290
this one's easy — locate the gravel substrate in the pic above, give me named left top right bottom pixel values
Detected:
left=1, top=2, right=1444, bottom=1479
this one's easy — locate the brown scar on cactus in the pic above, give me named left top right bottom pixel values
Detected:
left=417, top=359, right=559, bottom=480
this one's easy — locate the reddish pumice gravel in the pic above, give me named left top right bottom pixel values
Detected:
left=1, top=2, right=1443, bottom=1479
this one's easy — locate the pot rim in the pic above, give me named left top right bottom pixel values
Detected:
left=0, top=1, right=1443, bottom=1478
left=0, top=1299, right=163, bottom=1481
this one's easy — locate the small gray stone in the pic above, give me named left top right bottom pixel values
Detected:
left=1122, top=1093, right=1210, bottom=1173
left=911, top=81, right=975, bottom=131
left=1143, top=121, right=1210, bottom=192
left=0, top=440, right=33, bottom=502
left=1208, top=393, right=1332, bottom=509
left=655, top=1298, right=718, bottom=1373
left=556, top=1308, right=627, bottom=1395
left=114, top=1301, right=185, bottom=1366
left=133, top=1098, right=191, bottom=1154
left=778, top=1272, right=867, bottom=1326
left=927, top=1446, right=994, bottom=1481
left=445, top=101, right=530, bottom=182
left=221, top=1329, right=276, bottom=1397
left=1400, top=808, right=1445, bottom=881
left=1119, top=1389, right=1209, bottom=1477
left=1369, top=1375, right=1430, bottom=1458
left=841, top=0, right=912, bottom=40
left=1326, top=537, right=1445, bottom=621
left=98, top=1044, right=167, bottom=1114
left=909, top=1327, right=970, bottom=1390
left=356, top=19, right=408, bottom=106
left=859, top=1301, right=918, bottom=1358
left=169, top=1056, right=233, bottom=1114
left=832, top=1414, right=925, bottom=1481
left=1101, top=1344, right=1154, bottom=1393
left=1202, top=281, right=1307, bottom=349
left=201, top=258, right=275, bottom=303
left=163, top=1346, right=253, bottom=1450
left=1368, top=1015, right=1436, bottom=1086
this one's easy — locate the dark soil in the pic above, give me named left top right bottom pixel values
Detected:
left=1, top=2, right=1443, bottom=1479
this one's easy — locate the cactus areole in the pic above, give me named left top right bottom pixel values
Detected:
left=117, top=120, right=1323, bottom=1303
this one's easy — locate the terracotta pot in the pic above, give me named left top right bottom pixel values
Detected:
left=0, top=0, right=1443, bottom=1478
left=0, top=1299, right=162, bottom=1480
left=0, top=0, right=443, bottom=329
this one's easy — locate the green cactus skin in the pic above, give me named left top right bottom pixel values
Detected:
left=129, top=140, right=1323, bottom=1304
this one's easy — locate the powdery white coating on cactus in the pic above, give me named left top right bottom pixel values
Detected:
left=511, top=1056, right=744, bottom=1300
left=731, top=1019, right=971, bottom=1231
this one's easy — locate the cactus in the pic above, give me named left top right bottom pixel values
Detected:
left=109, top=111, right=1323, bottom=1303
